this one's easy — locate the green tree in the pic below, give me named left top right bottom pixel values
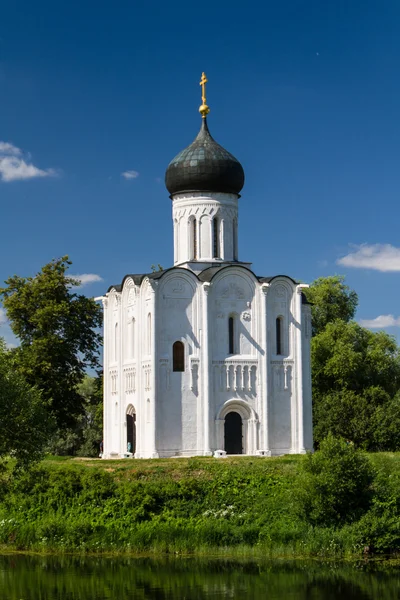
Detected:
left=311, top=320, right=400, bottom=448
left=304, top=275, right=358, bottom=336
left=296, top=434, right=375, bottom=527
left=312, top=320, right=400, bottom=397
left=0, top=339, right=54, bottom=469
left=0, top=257, right=102, bottom=429
left=46, top=374, right=103, bottom=457
left=76, top=374, right=103, bottom=456
left=371, top=393, right=400, bottom=451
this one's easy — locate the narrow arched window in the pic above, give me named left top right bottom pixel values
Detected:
left=213, top=217, right=219, bottom=258
left=276, top=317, right=283, bottom=355
left=229, top=316, right=235, bottom=354
left=233, top=218, right=238, bottom=261
left=147, top=313, right=151, bottom=355
left=192, top=218, right=197, bottom=260
left=173, top=341, right=185, bottom=372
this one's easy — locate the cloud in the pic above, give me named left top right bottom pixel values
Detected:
left=359, top=314, right=400, bottom=329
left=70, top=273, right=104, bottom=287
left=0, top=142, right=21, bottom=155
left=0, top=141, right=57, bottom=182
left=121, top=170, right=139, bottom=180
left=0, top=307, right=7, bottom=324
left=337, top=244, right=400, bottom=272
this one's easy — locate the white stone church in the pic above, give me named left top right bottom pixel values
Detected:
left=100, top=77, right=313, bottom=458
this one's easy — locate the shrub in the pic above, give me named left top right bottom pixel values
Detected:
left=295, top=434, right=375, bottom=527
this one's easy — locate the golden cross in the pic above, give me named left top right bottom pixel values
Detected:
left=199, top=72, right=210, bottom=117
left=200, top=72, right=208, bottom=106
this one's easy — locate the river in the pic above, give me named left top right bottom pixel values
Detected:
left=0, top=554, right=399, bottom=599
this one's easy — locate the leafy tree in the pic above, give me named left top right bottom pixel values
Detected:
left=371, top=394, right=400, bottom=452
left=296, top=434, right=375, bottom=527
left=46, top=374, right=103, bottom=457
left=304, top=275, right=358, bottom=336
left=76, top=374, right=103, bottom=457
left=312, top=320, right=400, bottom=398
left=0, top=339, right=54, bottom=469
left=0, top=257, right=102, bottom=429
left=311, top=319, right=400, bottom=449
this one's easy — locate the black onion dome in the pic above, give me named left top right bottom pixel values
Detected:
left=165, top=118, right=245, bottom=196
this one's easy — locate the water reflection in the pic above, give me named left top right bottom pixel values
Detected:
left=0, top=554, right=399, bottom=599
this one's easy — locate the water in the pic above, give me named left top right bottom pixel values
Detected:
left=0, top=554, right=399, bottom=599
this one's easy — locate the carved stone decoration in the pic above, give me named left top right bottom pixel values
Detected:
left=127, top=287, right=136, bottom=306
left=190, top=358, right=199, bottom=395
left=221, top=282, right=245, bottom=299
left=242, top=311, right=251, bottom=321
left=163, top=278, right=192, bottom=299
left=172, top=281, right=185, bottom=294
left=159, top=358, right=170, bottom=391
left=275, top=285, right=287, bottom=299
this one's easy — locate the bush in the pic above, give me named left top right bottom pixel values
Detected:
left=295, top=434, right=375, bottom=527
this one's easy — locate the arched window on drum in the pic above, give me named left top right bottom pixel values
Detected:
left=276, top=316, right=283, bottom=355
left=173, top=341, right=185, bottom=372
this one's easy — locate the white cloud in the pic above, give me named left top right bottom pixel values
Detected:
left=0, top=307, right=7, bottom=324
left=337, top=244, right=400, bottom=272
left=70, top=273, right=104, bottom=287
left=0, top=140, right=57, bottom=182
left=121, top=170, right=139, bottom=180
left=0, top=142, right=21, bottom=155
left=359, top=314, right=400, bottom=329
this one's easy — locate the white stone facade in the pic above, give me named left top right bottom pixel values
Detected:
left=101, top=188, right=313, bottom=458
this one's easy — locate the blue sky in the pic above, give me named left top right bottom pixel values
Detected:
left=1, top=0, right=400, bottom=344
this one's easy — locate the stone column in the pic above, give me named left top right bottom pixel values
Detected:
left=202, top=282, right=212, bottom=455
left=260, top=283, right=271, bottom=455
left=220, top=218, right=225, bottom=260
left=100, top=297, right=109, bottom=458
left=149, top=281, right=159, bottom=458
left=295, top=285, right=308, bottom=454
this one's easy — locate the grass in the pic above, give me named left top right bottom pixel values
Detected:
left=0, top=452, right=399, bottom=559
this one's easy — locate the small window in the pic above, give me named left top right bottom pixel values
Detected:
left=229, top=316, right=235, bottom=354
left=276, top=317, right=283, bottom=355
left=213, top=217, right=219, bottom=258
left=173, top=341, right=185, bottom=372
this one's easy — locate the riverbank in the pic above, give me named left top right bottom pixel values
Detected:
left=1, top=453, right=399, bottom=558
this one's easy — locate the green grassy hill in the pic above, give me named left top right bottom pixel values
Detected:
left=1, top=453, right=400, bottom=558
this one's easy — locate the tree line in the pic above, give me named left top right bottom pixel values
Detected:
left=0, top=259, right=400, bottom=471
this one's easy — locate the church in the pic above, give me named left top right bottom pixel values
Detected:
left=100, top=74, right=313, bottom=458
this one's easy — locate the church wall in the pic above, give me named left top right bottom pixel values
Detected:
left=267, top=279, right=296, bottom=452
left=103, top=289, right=123, bottom=457
left=208, top=269, right=260, bottom=451
left=156, top=272, right=200, bottom=456
left=121, top=280, right=139, bottom=455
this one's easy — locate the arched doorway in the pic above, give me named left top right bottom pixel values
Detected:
left=126, top=406, right=136, bottom=454
left=224, top=411, right=243, bottom=454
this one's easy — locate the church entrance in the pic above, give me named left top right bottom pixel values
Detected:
left=126, top=413, right=136, bottom=454
left=224, top=411, right=243, bottom=454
